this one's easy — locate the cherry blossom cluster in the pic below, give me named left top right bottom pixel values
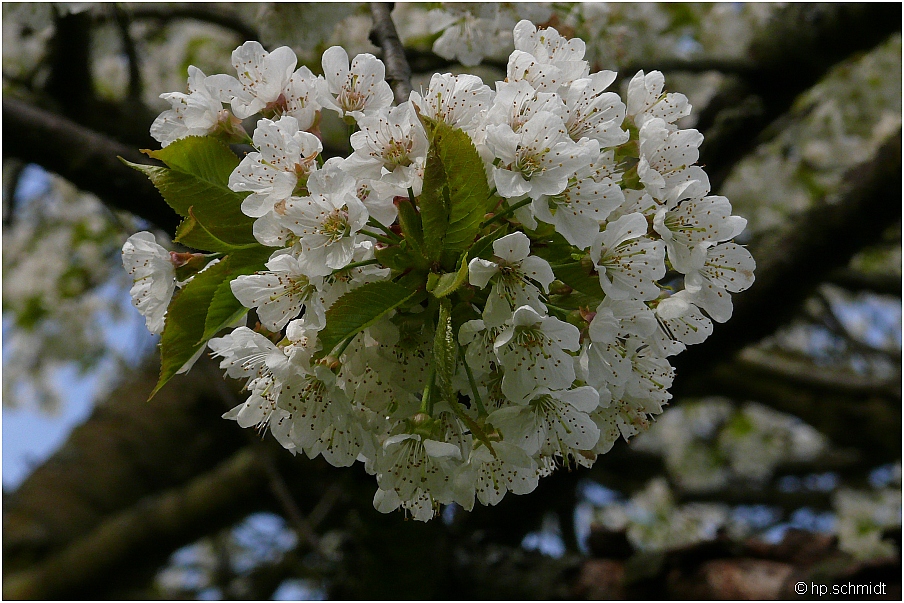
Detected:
left=123, top=21, right=754, bottom=521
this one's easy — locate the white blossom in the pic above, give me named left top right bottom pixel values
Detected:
left=531, top=161, right=626, bottom=249
left=487, top=111, right=597, bottom=200
left=510, top=20, right=589, bottom=91
left=653, top=195, right=746, bottom=273
left=410, top=73, right=492, bottom=131
left=318, top=46, right=394, bottom=121
left=151, top=66, right=233, bottom=147
left=376, top=433, right=462, bottom=504
left=493, top=306, right=581, bottom=403
left=281, top=189, right=369, bottom=276
left=342, top=103, right=429, bottom=194
left=121, top=232, right=176, bottom=335
left=637, top=118, right=704, bottom=202
left=562, top=71, right=629, bottom=146
left=468, top=232, right=555, bottom=327
left=230, top=253, right=325, bottom=332
left=489, top=385, right=600, bottom=459
left=626, top=70, right=692, bottom=129
left=229, top=115, right=322, bottom=218
left=429, top=4, right=505, bottom=67
left=591, top=213, right=666, bottom=301
left=485, top=80, right=565, bottom=133
left=131, top=19, right=757, bottom=521
left=208, top=41, right=298, bottom=119
left=457, top=441, right=540, bottom=507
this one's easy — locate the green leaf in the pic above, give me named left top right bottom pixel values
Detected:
left=374, top=244, right=412, bottom=271
left=151, top=244, right=272, bottom=398
left=531, top=232, right=605, bottom=299
left=176, top=207, right=260, bottom=253
left=122, top=136, right=256, bottom=250
left=151, top=257, right=234, bottom=398
left=418, top=119, right=491, bottom=262
left=419, top=145, right=449, bottom=263
left=427, top=251, right=470, bottom=298
left=548, top=290, right=601, bottom=311
left=396, top=197, right=427, bottom=260
left=553, top=261, right=605, bottom=299
left=317, top=281, right=419, bottom=356
left=204, top=280, right=249, bottom=340
left=200, top=246, right=272, bottom=342
left=468, top=225, right=508, bottom=261
left=432, top=298, right=456, bottom=404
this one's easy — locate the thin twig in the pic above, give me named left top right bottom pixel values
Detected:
left=369, top=3, right=412, bottom=104
left=260, top=451, right=321, bottom=549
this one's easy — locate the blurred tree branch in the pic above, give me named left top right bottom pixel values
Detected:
left=697, top=3, right=901, bottom=192
left=804, top=292, right=902, bottom=364
left=576, top=529, right=900, bottom=600
left=735, top=348, right=899, bottom=397
left=825, top=268, right=902, bottom=296
left=1, top=98, right=180, bottom=234
left=119, top=4, right=260, bottom=42
left=686, top=355, right=901, bottom=465
left=3, top=449, right=266, bottom=600
left=112, top=4, right=143, bottom=102
left=2, top=358, right=245, bottom=573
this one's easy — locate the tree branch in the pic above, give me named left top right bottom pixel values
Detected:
left=615, top=56, right=758, bottom=84
left=697, top=3, right=902, bottom=192
left=46, top=10, right=94, bottom=118
left=806, top=288, right=901, bottom=359
left=825, top=267, right=902, bottom=296
left=113, top=4, right=142, bottom=101
left=2, top=359, right=246, bottom=573
left=2, top=159, right=26, bottom=226
left=737, top=347, right=899, bottom=396
left=681, top=355, right=901, bottom=464
left=369, top=3, right=412, bottom=104
left=1, top=98, right=179, bottom=234
left=577, top=528, right=900, bottom=600
left=2, top=448, right=269, bottom=600
left=123, top=4, right=260, bottom=43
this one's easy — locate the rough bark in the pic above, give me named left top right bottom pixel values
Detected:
left=369, top=3, right=412, bottom=104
